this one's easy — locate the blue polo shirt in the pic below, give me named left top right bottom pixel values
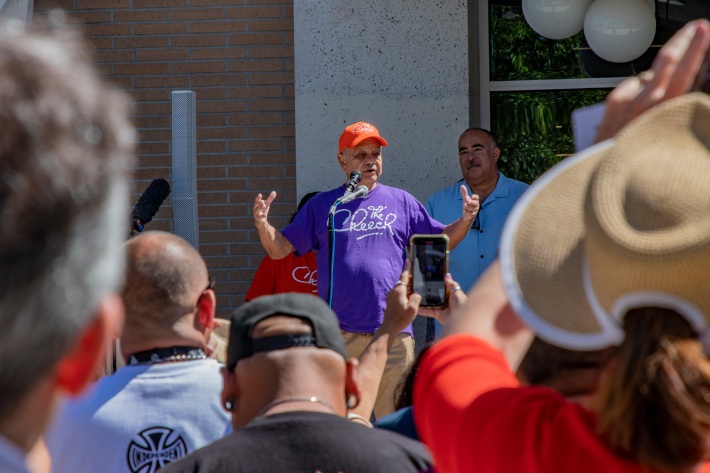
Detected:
left=426, top=172, right=528, bottom=334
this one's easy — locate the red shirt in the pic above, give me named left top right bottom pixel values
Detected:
left=245, top=252, right=318, bottom=301
left=413, top=334, right=710, bottom=473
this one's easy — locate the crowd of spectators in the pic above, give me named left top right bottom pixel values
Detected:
left=3, top=10, right=710, bottom=473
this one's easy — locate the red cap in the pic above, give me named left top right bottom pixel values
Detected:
left=338, top=122, right=389, bottom=153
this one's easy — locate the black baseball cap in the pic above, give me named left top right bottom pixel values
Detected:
left=226, top=293, right=348, bottom=370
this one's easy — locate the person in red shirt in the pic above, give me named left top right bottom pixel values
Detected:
left=407, top=19, right=710, bottom=473
left=246, top=192, right=319, bottom=301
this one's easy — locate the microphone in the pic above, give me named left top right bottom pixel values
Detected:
left=131, top=178, right=171, bottom=234
left=344, top=171, right=362, bottom=193
left=336, top=185, right=368, bottom=205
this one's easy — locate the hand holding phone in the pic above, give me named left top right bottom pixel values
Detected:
left=415, top=273, right=467, bottom=327
left=409, top=234, right=450, bottom=308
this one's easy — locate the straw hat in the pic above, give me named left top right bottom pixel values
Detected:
left=500, top=93, right=710, bottom=350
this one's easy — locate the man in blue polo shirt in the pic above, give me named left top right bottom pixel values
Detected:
left=426, top=128, right=528, bottom=336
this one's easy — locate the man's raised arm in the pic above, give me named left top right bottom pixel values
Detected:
left=253, top=191, right=295, bottom=259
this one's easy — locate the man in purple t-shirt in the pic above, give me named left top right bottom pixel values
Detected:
left=252, top=121, right=478, bottom=417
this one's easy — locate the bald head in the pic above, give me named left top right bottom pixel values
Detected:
left=121, top=231, right=211, bottom=345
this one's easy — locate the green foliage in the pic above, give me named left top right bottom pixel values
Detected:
left=497, top=131, right=571, bottom=184
left=494, top=89, right=609, bottom=137
left=488, top=6, right=613, bottom=183
left=491, top=6, right=585, bottom=81
left=493, top=89, right=609, bottom=184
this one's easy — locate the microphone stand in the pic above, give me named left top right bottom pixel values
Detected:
left=327, top=199, right=342, bottom=308
left=327, top=174, right=363, bottom=307
left=327, top=184, right=366, bottom=307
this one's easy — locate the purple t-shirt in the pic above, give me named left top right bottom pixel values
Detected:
left=282, top=184, right=446, bottom=334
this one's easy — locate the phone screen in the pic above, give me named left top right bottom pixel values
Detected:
left=410, top=236, right=449, bottom=308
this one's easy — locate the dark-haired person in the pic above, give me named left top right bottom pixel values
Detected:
left=425, top=127, right=527, bottom=337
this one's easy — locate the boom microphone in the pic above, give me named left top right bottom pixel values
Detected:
left=336, top=185, right=368, bottom=205
left=131, top=178, right=171, bottom=234
left=344, top=171, right=362, bottom=193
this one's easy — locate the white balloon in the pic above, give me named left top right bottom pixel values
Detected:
left=584, top=0, right=656, bottom=63
left=522, top=0, right=594, bottom=40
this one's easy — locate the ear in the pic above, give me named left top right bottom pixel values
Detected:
left=337, top=152, right=348, bottom=172
left=344, top=357, right=361, bottom=400
left=221, top=366, right=238, bottom=411
left=196, top=288, right=216, bottom=332
left=492, top=146, right=501, bottom=162
left=55, top=293, right=124, bottom=396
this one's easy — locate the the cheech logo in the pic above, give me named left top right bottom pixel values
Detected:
left=292, top=266, right=318, bottom=292
left=352, top=123, right=375, bottom=134
left=127, top=426, right=187, bottom=473
left=335, top=205, right=397, bottom=240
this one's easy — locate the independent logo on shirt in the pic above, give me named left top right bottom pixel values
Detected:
left=127, top=426, right=187, bottom=473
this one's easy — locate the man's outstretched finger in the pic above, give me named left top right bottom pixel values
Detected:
left=264, top=190, right=277, bottom=206
left=459, top=185, right=469, bottom=200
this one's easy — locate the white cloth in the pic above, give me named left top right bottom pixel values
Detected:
left=0, top=435, right=29, bottom=473
left=46, top=359, right=231, bottom=473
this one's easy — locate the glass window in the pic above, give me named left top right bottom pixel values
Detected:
left=490, top=5, right=587, bottom=81
left=492, top=89, right=610, bottom=183
left=483, top=0, right=710, bottom=183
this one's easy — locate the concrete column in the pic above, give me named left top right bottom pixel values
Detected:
left=294, top=1, right=471, bottom=347
left=294, top=0, right=470, bottom=204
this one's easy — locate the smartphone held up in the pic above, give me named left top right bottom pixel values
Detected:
left=409, top=234, right=450, bottom=308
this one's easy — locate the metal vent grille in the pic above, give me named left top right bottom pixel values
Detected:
left=171, top=90, right=199, bottom=249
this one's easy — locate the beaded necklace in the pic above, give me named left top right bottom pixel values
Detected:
left=127, top=346, right=207, bottom=366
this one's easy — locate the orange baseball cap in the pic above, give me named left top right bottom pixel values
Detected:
left=338, top=122, right=389, bottom=153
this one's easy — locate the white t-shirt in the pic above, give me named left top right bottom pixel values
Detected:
left=46, top=359, right=231, bottom=473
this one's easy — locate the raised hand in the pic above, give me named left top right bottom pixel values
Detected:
left=417, top=273, right=467, bottom=325
left=460, top=185, right=480, bottom=225
left=253, top=191, right=277, bottom=225
left=382, top=266, right=422, bottom=334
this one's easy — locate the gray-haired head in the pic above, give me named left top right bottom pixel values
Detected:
left=0, top=14, right=134, bottom=420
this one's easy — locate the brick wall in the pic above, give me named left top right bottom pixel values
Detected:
left=34, top=0, right=296, bottom=318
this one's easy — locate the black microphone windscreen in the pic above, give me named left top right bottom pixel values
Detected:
left=132, top=179, right=171, bottom=225
left=345, top=171, right=363, bottom=193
